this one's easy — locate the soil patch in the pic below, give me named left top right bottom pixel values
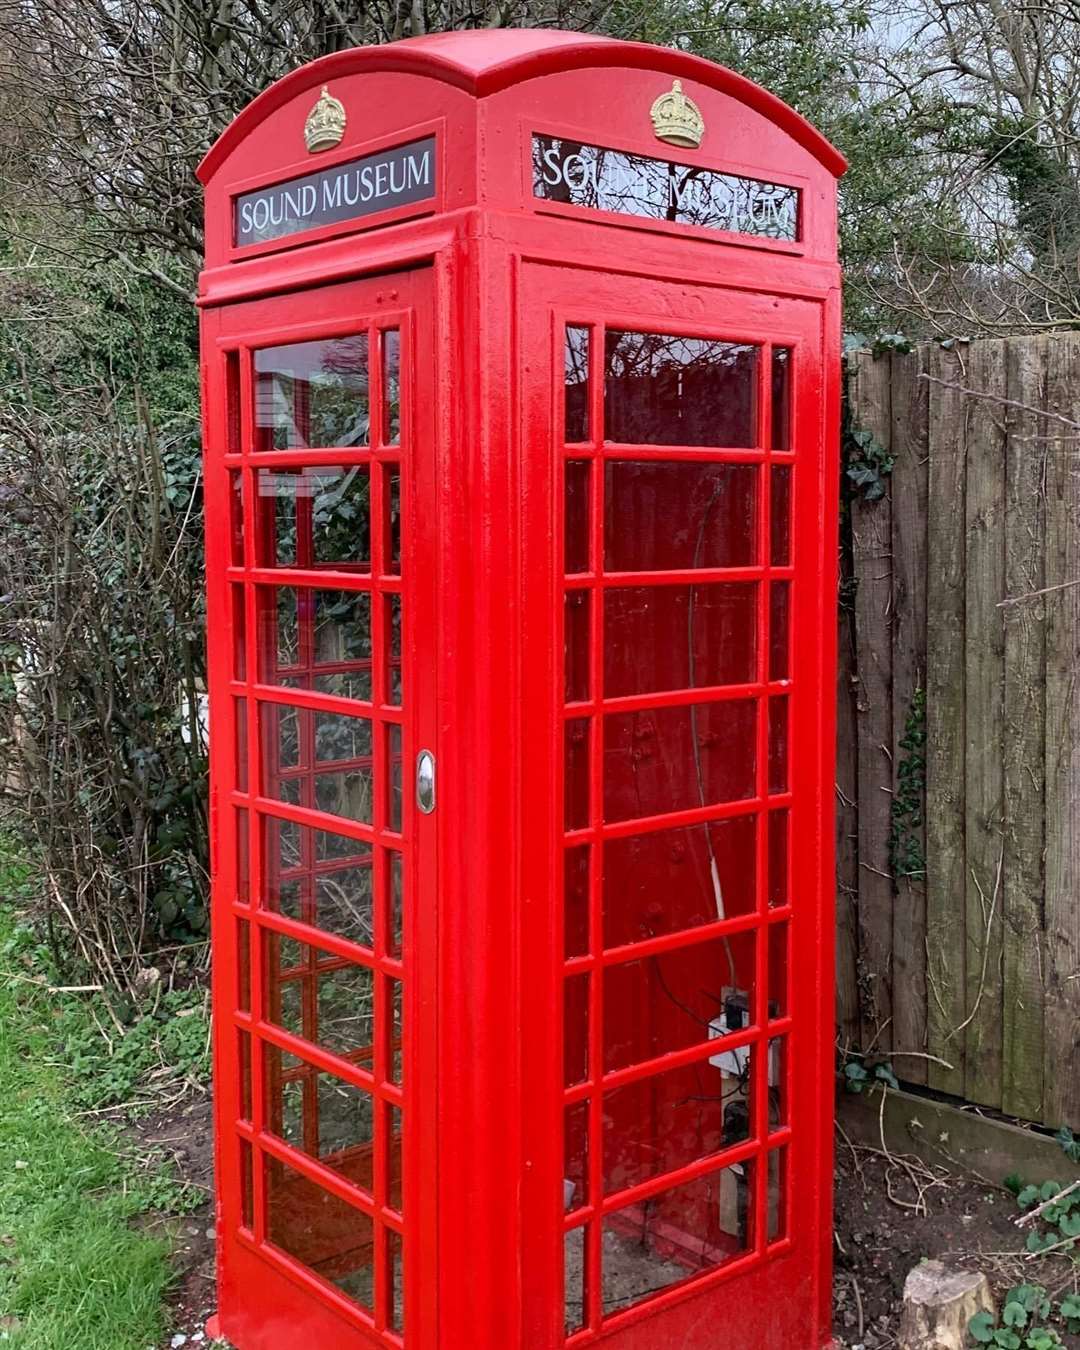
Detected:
left=833, top=1133, right=1080, bottom=1348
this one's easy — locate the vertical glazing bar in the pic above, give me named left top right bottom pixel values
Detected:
left=586, top=322, right=605, bottom=1330
left=371, top=322, right=389, bottom=1335
left=752, top=344, right=775, bottom=1253
left=239, top=349, right=267, bottom=1243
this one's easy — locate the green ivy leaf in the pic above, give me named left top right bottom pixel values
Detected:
left=992, top=1328, right=1021, bottom=1349
left=1017, top=1185, right=1041, bottom=1210
left=969, top=1311, right=996, bottom=1344
left=1058, top=1211, right=1080, bottom=1237
left=1002, top=1302, right=1027, bottom=1329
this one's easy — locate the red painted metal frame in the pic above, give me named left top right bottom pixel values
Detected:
left=199, top=29, right=842, bottom=1350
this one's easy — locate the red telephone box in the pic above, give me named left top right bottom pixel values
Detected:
left=198, top=30, right=843, bottom=1350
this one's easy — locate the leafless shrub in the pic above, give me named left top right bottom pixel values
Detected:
left=0, top=377, right=208, bottom=989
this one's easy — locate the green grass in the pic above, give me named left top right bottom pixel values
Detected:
left=0, top=847, right=207, bottom=1349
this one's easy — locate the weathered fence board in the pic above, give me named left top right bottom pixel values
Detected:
left=843, top=334, right=1080, bottom=1129
left=889, top=346, right=929, bottom=1087
left=1001, top=336, right=1048, bottom=1122
left=962, top=339, right=1007, bottom=1109
left=924, top=346, right=969, bottom=1100
left=1042, top=334, right=1080, bottom=1130
left=850, top=356, right=895, bottom=1051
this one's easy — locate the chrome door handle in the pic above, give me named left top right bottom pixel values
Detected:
left=416, top=749, right=436, bottom=814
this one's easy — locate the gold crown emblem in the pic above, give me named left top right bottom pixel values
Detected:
left=304, top=86, right=346, bottom=154
left=650, top=80, right=705, bottom=149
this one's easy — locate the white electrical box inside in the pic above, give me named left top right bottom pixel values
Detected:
left=708, top=989, right=780, bottom=1087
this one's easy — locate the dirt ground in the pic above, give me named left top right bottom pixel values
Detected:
left=137, top=1095, right=1080, bottom=1348
left=833, top=1136, right=1080, bottom=1349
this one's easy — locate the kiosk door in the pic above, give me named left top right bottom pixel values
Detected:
left=521, top=263, right=835, bottom=1348
left=203, top=268, right=437, bottom=1349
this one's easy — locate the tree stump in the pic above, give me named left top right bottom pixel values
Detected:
left=898, top=1260, right=994, bottom=1350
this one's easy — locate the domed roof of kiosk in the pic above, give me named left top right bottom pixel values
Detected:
left=198, top=29, right=846, bottom=184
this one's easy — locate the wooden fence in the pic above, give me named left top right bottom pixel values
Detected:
left=839, top=335, right=1080, bottom=1131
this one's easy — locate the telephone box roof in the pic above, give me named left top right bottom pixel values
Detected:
left=197, top=29, right=847, bottom=185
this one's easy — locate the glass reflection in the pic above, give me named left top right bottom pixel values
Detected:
left=605, top=331, right=758, bottom=446
left=255, top=466, right=370, bottom=570
left=605, top=461, right=758, bottom=571
left=600, top=1161, right=755, bottom=1316
left=604, top=583, right=756, bottom=697
left=533, top=135, right=800, bottom=242
left=565, top=326, right=590, bottom=442
left=603, top=699, right=757, bottom=823
left=255, top=335, right=369, bottom=451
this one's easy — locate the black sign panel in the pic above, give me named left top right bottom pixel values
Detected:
left=234, top=136, right=437, bottom=247
left=533, top=135, right=799, bottom=242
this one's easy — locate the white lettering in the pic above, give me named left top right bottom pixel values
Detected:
left=252, top=199, right=269, bottom=232
left=407, top=150, right=431, bottom=188
left=342, top=170, right=361, bottom=206
left=322, top=177, right=343, bottom=211
left=541, top=146, right=562, bottom=187
left=240, top=201, right=254, bottom=235
left=301, top=184, right=316, bottom=216
left=374, top=163, right=389, bottom=197
left=389, top=158, right=406, bottom=194
left=359, top=166, right=374, bottom=202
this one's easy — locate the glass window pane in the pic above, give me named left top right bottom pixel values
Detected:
left=565, top=718, right=591, bottom=830
left=565, top=845, right=590, bottom=959
left=387, top=1102, right=403, bottom=1214
left=603, top=1057, right=750, bottom=1197
left=265, top=1154, right=374, bottom=1308
left=259, top=587, right=372, bottom=702
left=769, top=1039, right=788, bottom=1131
left=384, top=468, right=401, bottom=575
left=383, top=594, right=403, bottom=707
left=382, top=330, right=400, bottom=445
left=229, top=472, right=245, bottom=566
left=240, top=1139, right=254, bottom=1230
left=261, top=703, right=374, bottom=825
left=605, top=332, right=758, bottom=447
left=264, top=933, right=376, bottom=1067
left=602, top=814, right=757, bottom=949
left=771, top=348, right=791, bottom=452
left=565, top=461, right=590, bottom=574
left=388, top=849, right=404, bottom=958
left=236, top=808, right=250, bottom=904
left=238, top=1029, right=252, bottom=1121
left=231, top=585, right=247, bottom=680
left=565, top=591, right=590, bottom=702
left=565, top=1227, right=586, bottom=1335
left=605, top=583, right=757, bottom=697
left=605, top=462, right=758, bottom=572
left=771, top=465, right=791, bottom=566
left=769, top=922, right=789, bottom=1018
left=768, top=696, right=789, bottom=794
left=565, top=972, right=589, bottom=1086
left=564, top=1101, right=589, bottom=1214
left=388, top=977, right=404, bottom=1085
left=255, top=467, right=371, bottom=570
left=603, top=700, right=757, bottom=823
left=768, top=1147, right=786, bottom=1243
left=255, top=335, right=369, bottom=451
left=565, top=326, right=590, bottom=443
left=388, top=725, right=403, bottom=833
left=235, top=698, right=248, bottom=791
left=388, top=1228, right=405, bottom=1334
left=264, top=1045, right=376, bottom=1192
left=769, top=581, right=790, bottom=681
left=603, top=929, right=756, bottom=1074
left=237, top=919, right=251, bottom=1012
left=601, top=1160, right=754, bottom=1315
left=263, top=818, right=374, bottom=949
left=768, top=809, right=789, bottom=908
